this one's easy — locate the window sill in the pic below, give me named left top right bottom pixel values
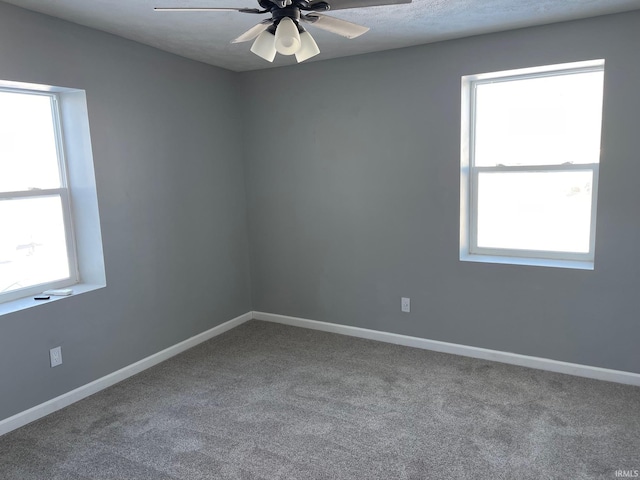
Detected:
left=0, top=283, right=105, bottom=317
left=460, top=253, right=594, bottom=270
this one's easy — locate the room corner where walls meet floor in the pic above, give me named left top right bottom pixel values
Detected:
left=1, top=310, right=639, bottom=438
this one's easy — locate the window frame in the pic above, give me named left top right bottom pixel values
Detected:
left=0, top=88, right=79, bottom=303
left=460, top=60, right=605, bottom=270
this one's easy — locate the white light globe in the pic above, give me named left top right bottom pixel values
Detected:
left=250, top=30, right=277, bottom=62
left=275, top=17, right=301, bottom=55
left=295, top=31, right=320, bottom=63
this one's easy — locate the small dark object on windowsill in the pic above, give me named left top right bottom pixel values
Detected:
left=34, top=295, right=51, bottom=300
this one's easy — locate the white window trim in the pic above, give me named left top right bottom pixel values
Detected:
left=460, top=59, right=605, bottom=270
left=0, top=80, right=105, bottom=314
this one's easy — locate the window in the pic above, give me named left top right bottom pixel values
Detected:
left=460, top=60, right=605, bottom=269
left=0, top=80, right=104, bottom=313
left=0, top=88, right=78, bottom=301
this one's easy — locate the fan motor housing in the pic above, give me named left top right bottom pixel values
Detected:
left=271, top=6, right=301, bottom=22
left=258, top=0, right=330, bottom=12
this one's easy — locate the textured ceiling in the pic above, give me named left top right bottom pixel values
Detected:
left=4, top=0, right=640, bottom=71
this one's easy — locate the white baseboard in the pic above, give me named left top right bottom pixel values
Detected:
left=0, top=311, right=253, bottom=437
left=253, top=311, right=640, bottom=387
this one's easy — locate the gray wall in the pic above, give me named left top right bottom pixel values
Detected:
left=0, top=3, right=252, bottom=420
left=241, top=11, right=640, bottom=374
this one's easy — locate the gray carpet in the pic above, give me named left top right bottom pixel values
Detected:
left=1, top=320, right=638, bottom=480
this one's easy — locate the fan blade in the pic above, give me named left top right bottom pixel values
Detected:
left=310, top=0, right=410, bottom=10
left=154, top=7, right=265, bottom=13
left=232, top=21, right=273, bottom=43
left=302, top=13, right=369, bottom=39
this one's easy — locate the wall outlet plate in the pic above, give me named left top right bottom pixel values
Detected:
left=50, top=346, right=63, bottom=367
left=401, top=297, right=410, bottom=313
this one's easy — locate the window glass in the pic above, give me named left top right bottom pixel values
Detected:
left=0, top=196, right=70, bottom=294
left=474, top=71, right=604, bottom=167
left=0, top=91, right=61, bottom=192
left=476, top=170, right=593, bottom=253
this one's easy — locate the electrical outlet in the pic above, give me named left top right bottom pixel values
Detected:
left=401, top=297, right=410, bottom=313
left=50, top=346, right=63, bottom=368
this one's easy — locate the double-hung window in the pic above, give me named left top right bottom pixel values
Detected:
left=460, top=60, right=605, bottom=269
left=0, top=88, right=78, bottom=302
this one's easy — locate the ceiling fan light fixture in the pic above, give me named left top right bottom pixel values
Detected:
left=250, top=30, right=277, bottom=62
left=274, top=17, right=301, bottom=55
left=295, top=31, right=320, bottom=63
left=156, top=0, right=390, bottom=66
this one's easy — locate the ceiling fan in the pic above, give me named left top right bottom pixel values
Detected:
left=155, top=0, right=412, bottom=63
